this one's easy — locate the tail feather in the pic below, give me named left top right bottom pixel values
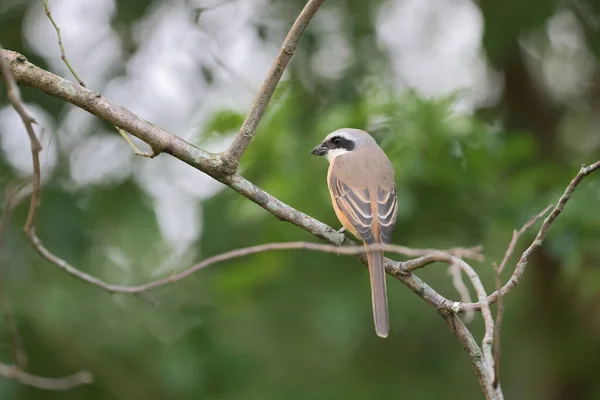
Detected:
left=366, top=250, right=389, bottom=338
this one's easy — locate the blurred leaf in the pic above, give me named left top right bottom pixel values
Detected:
left=204, top=109, right=245, bottom=136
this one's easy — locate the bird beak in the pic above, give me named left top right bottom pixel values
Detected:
left=311, top=143, right=328, bottom=156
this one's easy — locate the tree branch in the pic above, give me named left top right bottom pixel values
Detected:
left=38, top=0, right=158, bottom=158
left=221, top=0, right=325, bottom=172
left=39, top=0, right=85, bottom=87
left=405, top=251, right=496, bottom=386
left=0, top=238, right=481, bottom=296
left=0, top=363, right=92, bottom=391
left=449, top=261, right=475, bottom=323
left=459, top=161, right=600, bottom=311
left=0, top=47, right=94, bottom=391
left=443, top=314, right=495, bottom=400
left=1, top=49, right=222, bottom=169
left=492, top=204, right=552, bottom=389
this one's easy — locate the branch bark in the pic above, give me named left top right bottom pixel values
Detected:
left=0, top=237, right=482, bottom=296
left=443, top=314, right=495, bottom=400
left=406, top=251, right=496, bottom=386
left=221, top=0, right=325, bottom=172
left=39, top=0, right=86, bottom=87
left=38, top=0, right=158, bottom=157
left=0, top=363, right=92, bottom=391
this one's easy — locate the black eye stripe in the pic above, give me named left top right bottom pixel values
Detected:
left=326, top=136, right=355, bottom=151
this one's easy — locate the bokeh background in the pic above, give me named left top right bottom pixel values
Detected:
left=1, top=0, right=600, bottom=399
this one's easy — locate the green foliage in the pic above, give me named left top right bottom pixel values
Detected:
left=203, top=109, right=245, bottom=140
left=2, top=0, right=600, bottom=399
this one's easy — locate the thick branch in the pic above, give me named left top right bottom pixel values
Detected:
left=0, top=50, right=221, bottom=170
left=0, top=50, right=341, bottom=239
left=221, top=0, right=325, bottom=172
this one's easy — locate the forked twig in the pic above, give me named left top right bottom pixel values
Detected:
left=492, top=204, right=553, bottom=389
left=459, top=161, right=600, bottom=312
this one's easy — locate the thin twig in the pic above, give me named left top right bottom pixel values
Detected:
left=459, top=161, right=600, bottom=311
left=39, top=0, right=85, bottom=87
left=457, top=259, right=495, bottom=383
left=207, top=45, right=256, bottom=94
left=115, top=126, right=158, bottom=158
left=0, top=53, right=93, bottom=390
left=0, top=363, right=92, bottom=391
left=0, top=61, right=41, bottom=244
left=0, top=50, right=39, bottom=371
left=492, top=262, right=502, bottom=389
left=497, top=205, right=553, bottom=276
left=5, top=237, right=482, bottom=295
left=38, top=1, right=158, bottom=158
left=0, top=49, right=42, bottom=240
left=221, top=0, right=325, bottom=172
left=492, top=204, right=552, bottom=389
left=449, top=261, right=474, bottom=323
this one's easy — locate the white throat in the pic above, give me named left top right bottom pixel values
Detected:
left=325, top=148, right=349, bottom=163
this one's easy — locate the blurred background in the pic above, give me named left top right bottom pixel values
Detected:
left=1, top=0, right=600, bottom=398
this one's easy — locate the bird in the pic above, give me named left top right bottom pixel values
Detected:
left=311, top=128, right=398, bottom=338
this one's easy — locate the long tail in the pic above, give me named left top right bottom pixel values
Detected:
left=366, top=249, right=389, bottom=338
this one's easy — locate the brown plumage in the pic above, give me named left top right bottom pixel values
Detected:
left=312, top=129, right=398, bottom=338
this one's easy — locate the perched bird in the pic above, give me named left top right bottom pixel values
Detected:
left=311, top=128, right=398, bottom=338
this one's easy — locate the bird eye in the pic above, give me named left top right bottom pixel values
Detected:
left=332, top=137, right=341, bottom=145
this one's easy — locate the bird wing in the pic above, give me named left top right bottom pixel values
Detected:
left=376, top=186, right=398, bottom=244
left=328, top=173, right=397, bottom=244
left=329, top=173, right=374, bottom=242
